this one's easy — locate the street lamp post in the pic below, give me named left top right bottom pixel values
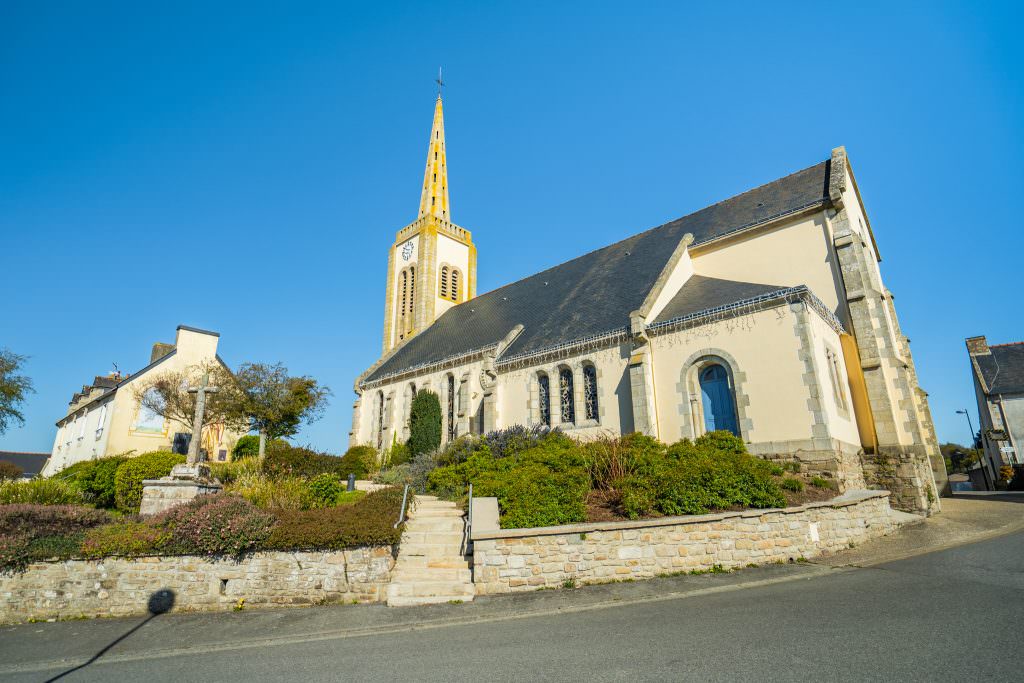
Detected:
left=956, top=409, right=990, bottom=490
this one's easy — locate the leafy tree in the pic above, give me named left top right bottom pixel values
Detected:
left=132, top=361, right=239, bottom=433
left=407, top=390, right=442, bottom=458
left=940, top=442, right=979, bottom=473
left=228, top=363, right=331, bottom=458
left=0, top=460, right=23, bottom=481
left=0, top=349, right=34, bottom=435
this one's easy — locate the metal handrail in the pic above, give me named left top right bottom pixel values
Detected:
left=394, top=484, right=411, bottom=529
left=461, top=483, right=473, bottom=556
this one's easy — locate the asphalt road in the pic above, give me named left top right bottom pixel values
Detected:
left=3, top=528, right=1022, bottom=682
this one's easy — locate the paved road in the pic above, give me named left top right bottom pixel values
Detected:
left=2, top=526, right=1021, bottom=682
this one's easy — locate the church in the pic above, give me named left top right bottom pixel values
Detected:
left=351, top=93, right=945, bottom=515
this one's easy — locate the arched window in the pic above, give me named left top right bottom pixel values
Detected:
left=450, top=269, right=460, bottom=302
left=440, top=266, right=450, bottom=299
left=446, top=374, right=456, bottom=441
left=583, top=365, right=599, bottom=421
left=559, top=368, right=575, bottom=424
left=698, top=364, right=738, bottom=436
left=376, top=391, right=385, bottom=451
left=399, top=270, right=409, bottom=340
left=134, top=388, right=165, bottom=434
left=538, top=372, right=551, bottom=426
left=408, top=267, right=416, bottom=326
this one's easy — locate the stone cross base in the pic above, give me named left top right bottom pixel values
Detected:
left=139, top=464, right=222, bottom=516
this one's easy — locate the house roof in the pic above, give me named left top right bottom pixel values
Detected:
left=652, top=275, right=788, bottom=324
left=363, top=159, right=831, bottom=385
left=0, top=451, right=49, bottom=477
left=975, top=342, right=1024, bottom=395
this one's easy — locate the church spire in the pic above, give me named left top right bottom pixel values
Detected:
left=418, top=94, right=451, bottom=222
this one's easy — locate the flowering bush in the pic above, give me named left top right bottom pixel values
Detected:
left=155, top=494, right=277, bottom=556
left=0, top=504, right=112, bottom=573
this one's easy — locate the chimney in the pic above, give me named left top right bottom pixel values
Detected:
left=966, top=336, right=990, bottom=356
left=150, top=342, right=175, bottom=363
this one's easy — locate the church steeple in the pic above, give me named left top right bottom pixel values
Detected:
left=418, top=95, right=450, bottom=221
left=380, top=86, right=476, bottom=354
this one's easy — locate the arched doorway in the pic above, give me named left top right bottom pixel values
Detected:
left=699, top=364, right=738, bottom=436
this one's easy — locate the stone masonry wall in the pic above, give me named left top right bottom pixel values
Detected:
left=0, top=546, right=395, bottom=625
left=472, top=491, right=898, bottom=594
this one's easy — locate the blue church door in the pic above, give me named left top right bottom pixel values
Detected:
left=699, top=364, right=738, bottom=436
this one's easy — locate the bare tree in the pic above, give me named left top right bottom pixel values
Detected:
left=132, top=361, right=242, bottom=434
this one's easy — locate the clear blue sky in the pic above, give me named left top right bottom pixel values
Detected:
left=2, top=1, right=1021, bottom=454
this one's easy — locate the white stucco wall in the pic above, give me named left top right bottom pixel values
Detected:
left=806, top=310, right=861, bottom=446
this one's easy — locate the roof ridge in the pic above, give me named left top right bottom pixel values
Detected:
left=991, top=341, right=1024, bottom=348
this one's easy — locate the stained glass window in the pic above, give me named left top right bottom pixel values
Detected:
left=583, top=365, right=599, bottom=421
left=538, top=373, right=551, bottom=426
left=447, top=374, right=456, bottom=441
left=376, top=391, right=385, bottom=451
left=559, top=368, right=575, bottom=424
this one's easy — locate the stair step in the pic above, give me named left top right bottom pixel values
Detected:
left=394, top=556, right=470, bottom=569
left=401, top=531, right=464, bottom=544
left=388, top=581, right=477, bottom=597
left=410, top=509, right=464, bottom=518
left=386, top=594, right=475, bottom=607
left=391, top=567, right=472, bottom=582
left=400, top=544, right=464, bottom=558
left=405, top=520, right=465, bottom=532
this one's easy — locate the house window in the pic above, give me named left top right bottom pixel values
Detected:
left=559, top=368, right=575, bottom=425
left=538, top=373, right=551, bottom=426
left=826, top=348, right=848, bottom=410
left=447, top=374, right=456, bottom=441
left=698, top=364, right=738, bottom=436
left=583, top=365, right=599, bottom=421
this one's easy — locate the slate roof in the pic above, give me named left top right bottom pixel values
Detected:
left=975, top=343, right=1024, bottom=395
left=364, top=159, right=831, bottom=385
left=652, top=275, right=788, bottom=324
left=0, top=451, right=49, bottom=477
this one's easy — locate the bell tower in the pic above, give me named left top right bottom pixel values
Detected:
left=381, top=91, right=477, bottom=353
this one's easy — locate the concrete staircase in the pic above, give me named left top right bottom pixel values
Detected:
left=387, top=495, right=475, bottom=606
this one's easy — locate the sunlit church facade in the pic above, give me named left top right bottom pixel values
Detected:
left=349, top=93, right=945, bottom=514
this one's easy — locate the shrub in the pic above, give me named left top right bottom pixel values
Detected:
left=585, top=432, right=665, bottom=491
left=208, top=457, right=263, bottom=486
left=338, top=447, right=373, bottom=479
left=262, top=443, right=348, bottom=479
left=407, top=391, right=442, bottom=458
left=0, top=478, right=86, bottom=505
left=227, top=474, right=312, bottom=510
left=768, top=465, right=785, bottom=477
left=384, top=438, right=411, bottom=468
left=306, top=474, right=345, bottom=508
left=81, top=522, right=168, bottom=558
left=810, top=476, right=836, bottom=490
left=114, top=451, right=185, bottom=512
left=619, top=437, right=785, bottom=518
left=0, top=504, right=112, bottom=573
left=232, top=435, right=261, bottom=459
left=155, top=494, right=276, bottom=556
left=780, top=477, right=804, bottom=492
left=265, top=487, right=405, bottom=550
left=60, top=455, right=128, bottom=508
left=482, top=424, right=552, bottom=460
left=0, top=461, right=23, bottom=481
left=428, top=431, right=589, bottom=528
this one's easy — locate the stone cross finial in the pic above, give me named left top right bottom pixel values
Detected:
left=186, top=372, right=219, bottom=465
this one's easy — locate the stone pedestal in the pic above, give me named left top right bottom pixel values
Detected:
left=139, top=463, right=222, bottom=516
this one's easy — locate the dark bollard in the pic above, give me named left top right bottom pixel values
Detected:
left=347, top=473, right=356, bottom=492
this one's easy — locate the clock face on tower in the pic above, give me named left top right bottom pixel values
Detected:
left=401, top=240, right=415, bottom=261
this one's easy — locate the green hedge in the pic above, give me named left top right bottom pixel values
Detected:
left=407, top=391, right=442, bottom=458
left=263, top=443, right=370, bottom=480
left=0, top=478, right=86, bottom=506
left=265, top=487, right=404, bottom=550
left=114, top=451, right=185, bottom=513
left=60, top=455, right=129, bottom=508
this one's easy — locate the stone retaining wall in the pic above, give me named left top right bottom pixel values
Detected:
left=471, top=490, right=901, bottom=594
left=0, top=546, right=395, bottom=624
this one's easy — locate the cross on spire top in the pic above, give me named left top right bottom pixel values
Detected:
left=436, top=67, right=444, bottom=99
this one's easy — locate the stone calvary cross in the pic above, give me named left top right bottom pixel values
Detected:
left=186, top=372, right=219, bottom=465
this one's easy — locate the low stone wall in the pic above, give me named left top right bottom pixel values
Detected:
left=0, top=546, right=395, bottom=624
left=471, top=490, right=902, bottom=594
